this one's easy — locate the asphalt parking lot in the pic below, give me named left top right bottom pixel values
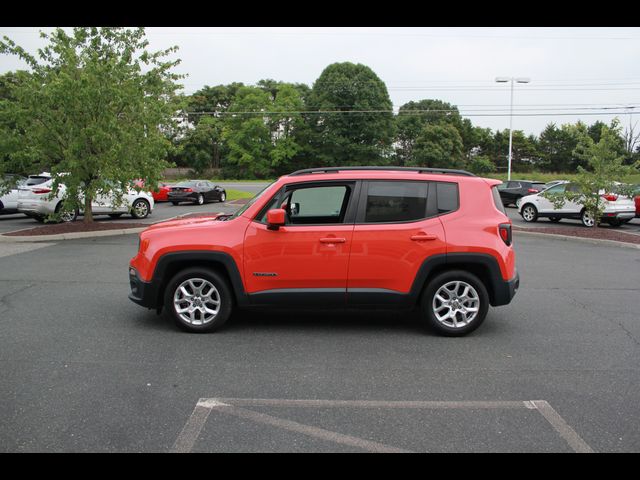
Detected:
left=0, top=230, right=639, bottom=452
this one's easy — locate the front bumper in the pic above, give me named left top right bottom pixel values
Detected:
left=128, top=267, right=159, bottom=309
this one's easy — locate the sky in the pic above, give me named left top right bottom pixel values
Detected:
left=2, top=26, right=640, bottom=137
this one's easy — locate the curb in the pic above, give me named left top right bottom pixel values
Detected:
left=0, top=227, right=147, bottom=243
left=514, top=229, right=640, bottom=250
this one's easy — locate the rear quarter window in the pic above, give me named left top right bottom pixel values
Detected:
left=436, top=182, right=459, bottom=214
left=491, top=186, right=506, bottom=214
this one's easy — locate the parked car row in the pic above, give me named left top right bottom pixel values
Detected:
left=11, top=173, right=156, bottom=223
left=516, top=180, right=637, bottom=227
left=1, top=174, right=229, bottom=222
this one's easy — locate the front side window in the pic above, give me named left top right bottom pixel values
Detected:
left=364, top=181, right=428, bottom=223
left=285, top=185, right=350, bottom=225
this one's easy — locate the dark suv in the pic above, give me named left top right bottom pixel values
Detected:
left=497, top=180, right=546, bottom=207
left=129, top=167, right=519, bottom=336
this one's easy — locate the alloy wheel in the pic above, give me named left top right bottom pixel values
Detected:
left=173, top=278, right=221, bottom=326
left=432, top=281, right=480, bottom=329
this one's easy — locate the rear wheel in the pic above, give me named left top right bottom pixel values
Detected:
left=581, top=209, right=595, bottom=228
left=420, top=270, right=489, bottom=337
left=56, top=202, right=78, bottom=223
left=131, top=199, right=150, bottom=219
left=521, top=204, right=538, bottom=223
left=164, top=267, right=233, bottom=333
left=171, top=201, right=179, bottom=206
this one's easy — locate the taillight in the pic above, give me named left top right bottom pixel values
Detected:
left=32, top=188, right=52, bottom=194
left=499, top=223, right=512, bottom=246
left=601, top=194, right=617, bottom=201
left=528, top=188, right=539, bottom=193
left=184, top=188, right=193, bottom=192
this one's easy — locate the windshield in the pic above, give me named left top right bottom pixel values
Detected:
left=175, top=181, right=197, bottom=188
left=228, top=182, right=276, bottom=220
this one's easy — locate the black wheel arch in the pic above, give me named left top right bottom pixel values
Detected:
left=150, top=251, right=248, bottom=311
left=410, top=253, right=515, bottom=307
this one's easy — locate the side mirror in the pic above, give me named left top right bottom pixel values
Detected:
left=266, top=208, right=286, bottom=230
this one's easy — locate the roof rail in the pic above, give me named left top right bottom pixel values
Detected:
left=288, top=166, right=476, bottom=177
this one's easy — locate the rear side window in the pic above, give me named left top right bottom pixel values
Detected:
left=436, top=182, right=459, bottom=214
left=491, top=186, right=506, bottom=214
left=364, top=181, right=428, bottom=223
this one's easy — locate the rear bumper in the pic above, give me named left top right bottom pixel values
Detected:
left=491, top=269, right=520, bottom=306
left=168, top=193, right=197, bottom=202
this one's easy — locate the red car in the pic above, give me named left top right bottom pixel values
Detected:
left=151, top=182, right=172, bottom=202
left=128, top=167, right=519, bottom=336
left=134, top=180, right=172, bottom=202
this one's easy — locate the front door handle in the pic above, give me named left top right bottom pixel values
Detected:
left=410, top=234, right=437, bottom=241
left=319, top=237, right=346, bottom=244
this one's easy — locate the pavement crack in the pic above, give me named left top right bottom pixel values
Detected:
left=563, top=292, right=640, bottom=348
left=0, top=283, right=36, bottom=315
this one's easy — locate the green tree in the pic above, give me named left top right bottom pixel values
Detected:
left=180, top=116, right=224, bottom=174
left=490, top=129, right=540, bottom=173
left=395, top=99, right=464, bottom=165
left=544, top=119, right=640, bottom=227
left=407, top=123, right=465, bottom=169
left=468, top=155, right=497, bottom=175
left=0, top=27, right=183, bottom=222
left=307, top=62, right=394, bottom=167
left=221, top=83, right=306, bottom=178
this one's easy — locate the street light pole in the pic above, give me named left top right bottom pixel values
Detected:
left=496, top=77, right=530, bottom=181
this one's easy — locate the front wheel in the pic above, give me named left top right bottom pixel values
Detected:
left=521, top=204, right=538, bottom=223
left=131, top=199, right=150, bottom=219
left=420, top=270, right=489, bottom=337
left=164, top=268, right=233, bottom=333
left=219, top=192, right=226, bottom=203
left=196, top=194, right=204, bottom=205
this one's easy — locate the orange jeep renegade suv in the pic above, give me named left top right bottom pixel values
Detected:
left=129, top=167, right=519, bottom=336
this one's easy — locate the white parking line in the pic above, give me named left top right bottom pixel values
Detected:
left=531, top=400, right=594, bottom=453
left=172, top=397, right=594, bottom=453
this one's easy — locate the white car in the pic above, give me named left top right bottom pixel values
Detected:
left=0, top=175, right=27, bottom=215
left=17, top=173, right=155, bottom=223
left=517, top=181, right=636, bottom=227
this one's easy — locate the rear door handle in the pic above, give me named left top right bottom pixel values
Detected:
left=410, top=234, right=437, bottom=241
left=319, top=237, right=346, bottom=244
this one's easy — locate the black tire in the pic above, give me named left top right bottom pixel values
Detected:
left=131, top=198, right=150, bottom=219
left=109, top=213, right=123, bottom=219
left=581, top=209, right=595, bottom=228
left=55, top=202, right=78, bottom=223
left=520, top=204, right=538, bottom=223
left=164, top=267, right=233, bottom=333
left=33, top=215, right=46, bottom=223
left=219, top=191, right=226, bottom=203
left=171, top=201, right=179, bottom=206
left=549, top=217, right=561, bottom=223
left=196, top=194, right=204, bottom=206
left=420, top=270, right=489, bottom=337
